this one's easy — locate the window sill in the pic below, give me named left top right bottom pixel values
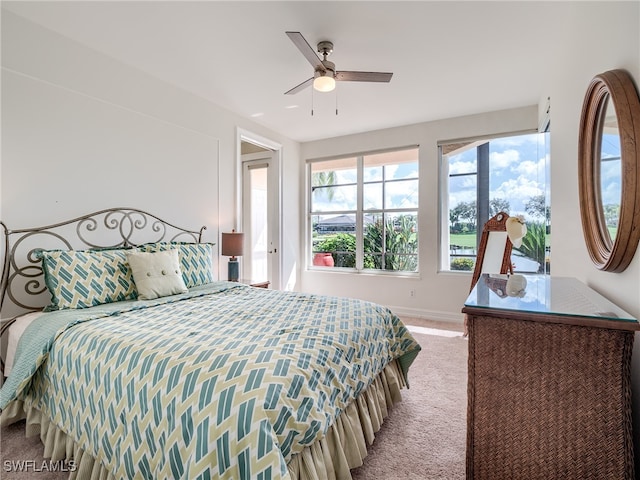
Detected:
left=307, top=266, right=421, bottom=279
left=438, top=270, right=473, bottom=277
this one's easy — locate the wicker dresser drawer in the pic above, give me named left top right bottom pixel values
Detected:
left=463, top=275, right=638, bottom=480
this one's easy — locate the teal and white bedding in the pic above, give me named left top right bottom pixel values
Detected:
left=0, top=282, right=420, bottom=479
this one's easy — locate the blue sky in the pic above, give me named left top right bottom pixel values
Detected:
left=447, top=133, right=548, bottom=218
left=600, top=133, right=621, bottom=206
left=311, top=159, right=419, bottom=213
left=313, top=132, right=620, bottom=220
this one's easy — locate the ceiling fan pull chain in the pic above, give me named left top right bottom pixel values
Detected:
left=335, top=87, right=338, bottom=116
left=311, top=87, right=314, bottom=116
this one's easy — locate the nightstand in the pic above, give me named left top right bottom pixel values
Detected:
left=236, top=279, right=270, bottom=289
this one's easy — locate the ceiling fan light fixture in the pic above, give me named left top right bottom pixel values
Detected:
left=284, top=32, right=392, bottom=96
left=313, top=72, right=336, bottom=92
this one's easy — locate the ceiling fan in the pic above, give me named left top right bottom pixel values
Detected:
left=284, top=31, right=393, bottom=95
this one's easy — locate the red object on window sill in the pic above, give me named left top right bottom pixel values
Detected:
left=313, top=253, right=334, bottom=267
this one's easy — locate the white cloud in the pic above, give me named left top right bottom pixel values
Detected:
left=491, top=134, right=539, bottom=149
left=600, top=160, right=621, bottom=182
left=514, top=156, right=546, bottom=179
left=600, top=160, right=621, bottom=205
left=448, top=159, right=476, bottom=175
left=313, top=184, right=356, bottom=212
left=601, top=181, right=621, bottom=205
left=403, top=168, right=419, bottom=179
left=386, top=180, right=419, bottom=208
left=446, top=132, right=549, bottom=217
left=490, top=149, right=521, bottom=169
left=492, top=176, right=544, bottom=214
left=450, top=189, right=476, bottom=207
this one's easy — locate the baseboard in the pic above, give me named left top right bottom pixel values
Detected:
left=387, top=305, right=464, bottom=325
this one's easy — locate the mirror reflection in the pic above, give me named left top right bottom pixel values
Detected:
left=578, top=69, right=640, bottom=272
left=599, top=96, right=621, bottom=243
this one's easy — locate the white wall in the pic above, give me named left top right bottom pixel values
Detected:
left=0, top=11, right=301, bottom=296
left=545, top=3, right=640, bottom=320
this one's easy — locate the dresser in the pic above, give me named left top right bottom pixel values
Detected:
left=462, top=274, right=639, bottom=480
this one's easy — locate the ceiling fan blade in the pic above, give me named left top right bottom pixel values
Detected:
left=336, top=71, right=393, bottom=83
left=286, top=31, right=323, bottom=69
left=284, top=77, right=313, bottom=95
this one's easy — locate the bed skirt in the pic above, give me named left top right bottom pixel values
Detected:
left=1, top=359, right=406, bottom=480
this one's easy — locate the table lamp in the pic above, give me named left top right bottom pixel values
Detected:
left=221, top=230, right=244, bottom=281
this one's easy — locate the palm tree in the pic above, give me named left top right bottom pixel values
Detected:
left=312, top=171, right=337, bottom=201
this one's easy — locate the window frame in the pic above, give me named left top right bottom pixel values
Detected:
left=307, top=145, right=420, bottom=275
left=438, top=129, right=547, bottom=274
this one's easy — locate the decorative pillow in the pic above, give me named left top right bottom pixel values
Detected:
left=138, top=242, right=214, bottom=288
left=126, top=249, right=188, bottom=300
left=39, top=248, right=137, bottom=311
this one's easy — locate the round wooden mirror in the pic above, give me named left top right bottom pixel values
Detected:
left=578, top=69, right=640, bottom=272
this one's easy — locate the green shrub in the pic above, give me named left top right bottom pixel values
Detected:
left=315, top=233, right=356, bottom=267
left=364, top=215, right=418, bottom=271
left=451, top=257, right=475, bottom=271
left=314, top=214, right=418, bottom=271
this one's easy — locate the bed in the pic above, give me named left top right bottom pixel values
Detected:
left=0, top=208, right=421, bottom=479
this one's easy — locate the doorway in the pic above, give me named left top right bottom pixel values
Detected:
left=238, top=132, right=282, bottom=289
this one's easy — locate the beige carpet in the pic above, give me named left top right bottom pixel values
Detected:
left=0, top=319, right=467, bottom=479
left=351, top=320, right=467, bottom=479
left=1, top=422, right=71, bottom=479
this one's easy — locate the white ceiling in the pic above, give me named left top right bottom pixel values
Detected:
left=2, top=1, right=562, bottom=142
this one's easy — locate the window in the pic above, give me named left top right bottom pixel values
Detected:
left=309, top=147, right=419, bottom=273
left=600, top=131, right=621, bottom=237
left=440, top=132, right=549, bottom=274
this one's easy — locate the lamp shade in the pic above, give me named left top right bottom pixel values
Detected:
left=313, top=74, right=336, bottom=93
left=221, top=231, right=244, bottom=257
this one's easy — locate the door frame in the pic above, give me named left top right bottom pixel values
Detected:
left=236, top=128, right=283, bottom=289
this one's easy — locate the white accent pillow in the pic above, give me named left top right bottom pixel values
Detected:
left=127, top=249, right=188, bottom=300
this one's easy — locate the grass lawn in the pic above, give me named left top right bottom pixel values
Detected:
left=450, top=230, right=554, bottom=249
left=450, top=233, right=477, bottom=248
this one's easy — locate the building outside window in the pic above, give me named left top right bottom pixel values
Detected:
left=439, top=132, right=550, bottom=274
left=309, top=147, right=419, bottom=273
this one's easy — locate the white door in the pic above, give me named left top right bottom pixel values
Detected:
left=242, top=155, right=280, bottom=288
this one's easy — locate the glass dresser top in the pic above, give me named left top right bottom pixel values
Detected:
left=464, top=274, right=637, bottom=323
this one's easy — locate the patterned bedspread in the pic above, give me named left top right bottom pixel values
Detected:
left=1, top=282, right=420, bottom=479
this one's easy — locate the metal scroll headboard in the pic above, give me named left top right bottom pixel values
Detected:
left=0, top=207, right=207, bottom=319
